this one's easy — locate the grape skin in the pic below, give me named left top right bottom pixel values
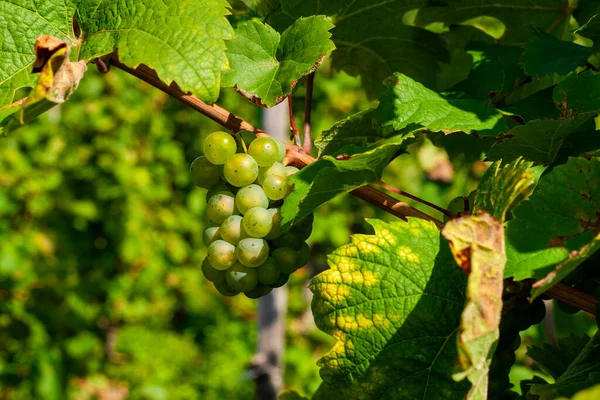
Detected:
left=236, top=238, right=269, bottom=268
left=224, top=154, right=259, bottom=187
left=226, top=263, right=258, bottom=292
left=190, top=156, right=221, bottom=189
left=236, top=184, right=269, bottom=214
left=206, top=192, right=238, bottom=224
left=257, top=162, right=286, bottom=185
left=249, top=137, right=280, bottom=167
left=257, top=258, right=280, bottom=285
left=203, top=131, right=237, bottom=165
left=207, top=240, right=237, bottom=270
left=203, top=224, right=221, bottom=246
left=263, top=174, right=288, bottom=200
left=220, top=215, right=247, bottom=245
left=243, top=207, right=273, bottom=238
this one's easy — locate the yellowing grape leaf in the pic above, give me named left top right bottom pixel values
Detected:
left=311, top=218, right=470, bottom=400
left=443, top=214, right=506, bottom=400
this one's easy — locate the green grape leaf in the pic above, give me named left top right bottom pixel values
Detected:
left=241, top=0, right=280, bottom=16
left=473, top=159, right=536, bottom=223
left=575, top=14, right=600, bottom=51
left=76, top=0, right=234, bottom=104
left=559, top=384, right=600, bottom=400
left=503, top=87, right=560, bottom=122
left=268, top=0, right=448, bottom=98
left=280, top=137, right=410, bottom=229
left=442, top=214, right=506, bottom=400
left=376, top=73, right=507, bottom=136
left=416, top=0, right=569, bottom=44
left=530, top=331, right=600, bottom=400
left=527, top=334, right=591, bottom=380
left=427, top=132, right=494, bottom=162
left=487, top=115, right=596, bottom=165
left=554, top=71, right=600, bottom=116
left=315, top=109, right=378, bottom=156
left=504, top=158, right=600, bottom=288
left=0, top=0, right=76, bottom=107
left=522, top=35, right=591, bottom=77
left=311, top=218, right=469, bottom=400
left=222, top=17, right=335, bottom=107
left=531, top=233, right=600, bottom=299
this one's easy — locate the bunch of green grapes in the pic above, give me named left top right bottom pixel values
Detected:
left=190, top=131, right=311, bottom=298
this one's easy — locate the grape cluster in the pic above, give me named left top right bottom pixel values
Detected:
left=488, top=290, right=546, bottom=399
left=190, top=131, right=311, bottom=299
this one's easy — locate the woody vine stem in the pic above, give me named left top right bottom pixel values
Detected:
left=108, top=55, right=596, bottom=315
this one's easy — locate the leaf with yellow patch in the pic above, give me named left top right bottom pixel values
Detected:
left=311, top=218, right=470, bottom=400
left=443, top=214, right=506, bottom=400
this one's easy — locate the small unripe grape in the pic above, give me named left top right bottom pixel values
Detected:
left=284, top=166, right=299, bottom=176
left=226, top=263, right=258, bottom=292
left=201, top=258, right=226, bottom=283
left=274, top=138, right=286, bottom=162
left=273, top=232, right=303, bottom=250
left=257, top=162, right=286, bottom=185
left=269, top=273, right=290, bottom=288
left=207, top=240, right=237, bottom=270
left=243, top=207, right=273, bottom=238
left=263, top=174, right=288, bottom=200
left=206, top=183, right=232, bottom=202
left=272, top=247, right=300, bottom=274
left=249, top=137, right=280, bottom=167
left=203, top=224, right=221, bottom=246
left=220, top=215, right=248, bottom=245
left=264, top=208, right=283, bottom=240
left=236, top=238, right=269, bottom=268
left=214, top=280, right=239, bottom=296
left=257, top=258, right=280, bottom=285
left=203, top=131, right=237, bottom=165
left=297, top=242, right=310, bottom=267
left=224, top=154, right=259, bottom=187
left=293, top=213, right=314, bottom=231
left=244, top=283, right=272, bottom=299
left=190, top=156, right=221, bottom=189
left=206, top=193, right=238, bottom=224
left=236, top=184, right=269, bottom=214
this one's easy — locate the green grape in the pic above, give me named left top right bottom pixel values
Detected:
left=203, top=131, right=237, bottom=165
left=274, top=137, right=286, bottom=162
left=264, top=208, right=283, bottom=240
left=285, top=166, right=299, bottom=176
left=272, top=247, right=300, bottom=274
left=206, top=183, right=232, bottom=201
left=224, top=153, right=259, bottom=187
left=273, top=232, right=303, bottom=250
left=263, top=174, right=288, bottom=200
left=201, top=259, right=226, bottom=283
left=236, top=130, right=256, bottom=153
left=190, top=156, right=221, bottom=189
left=257, top=162, right=286, bottom=185
left=269, top=273, right=290, bottom=288
left=236, top=238, right=269, bottom=268
left=207, top=240, right=237, bottom=270
left=257, top=258, right=280, bottom=285
left=214, top=280, right=239, bottom=296
left=243, top=207, right=273, bottom=238
left=297, top=242, right=310, bottom=267
left=206, top=192, right=238, bottom=224
left=291, top=223, right=312, bottom=241
left=235, top=184, right=269, bottom=214
left=226, top=263, right=258, bottom=292
left=249, top=137, right=280, bottom=167
left=203, top=224, right=221, bottom=246
left=244, top=283, right=273, bottom=299
left=220, top=215, right=248, bottom=245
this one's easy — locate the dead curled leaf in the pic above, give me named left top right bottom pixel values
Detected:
left=29, top=35, right=87, bottom=103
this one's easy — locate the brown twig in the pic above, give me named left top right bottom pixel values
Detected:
left=288, top=96, right=301, bottom=146
left=109, top=56, right=442, bottom=226
left=547, top=283, right=596, bottom=315
left=303, top=72, right=315, bottom=154
left=378, top=181, right=455, bottom=219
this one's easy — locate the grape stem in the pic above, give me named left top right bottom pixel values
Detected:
left=110, top=55, right=595, bottom=316
left=377, top=181, right=456, bottom=219
left=303, top=73, right=314, bottom=154
left=288, top=96, right=301, bottom=146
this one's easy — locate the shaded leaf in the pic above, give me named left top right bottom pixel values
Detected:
left=0, top=0, right=76, bottom=107
left=474, top=159, right=536, bottom=223
left=77, top=0, right=234, bottom=103
left=503, top=87, right=560, bottom=122
left=442, top=214, right=506, bottom=400
left=553, top=71, right=600, bottom=117
left=575, top=14, right=600, bottom=51
left=558, top=384, right=600, bottom=400
left=487, top=115, right=595, bottom=165
left=269, top=0, right=448, bottom=98
left=223, top=17, right=335, bottom=107
left=530, top=331, right=600, bottom=400
left=504, top=157, right=600, bottom=284
left=527, top=334, right=590, bottom=380
left=376, top=73, right=507, bottom=136
left=311, top=218, right=469, bottom=400
left=522, top=35, right=591, bottom=77
left=280, top=136, right=410, bottom=229
left=416, top=0, right=569, bottom=44
left=241, top=0, right=280, bottom=16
